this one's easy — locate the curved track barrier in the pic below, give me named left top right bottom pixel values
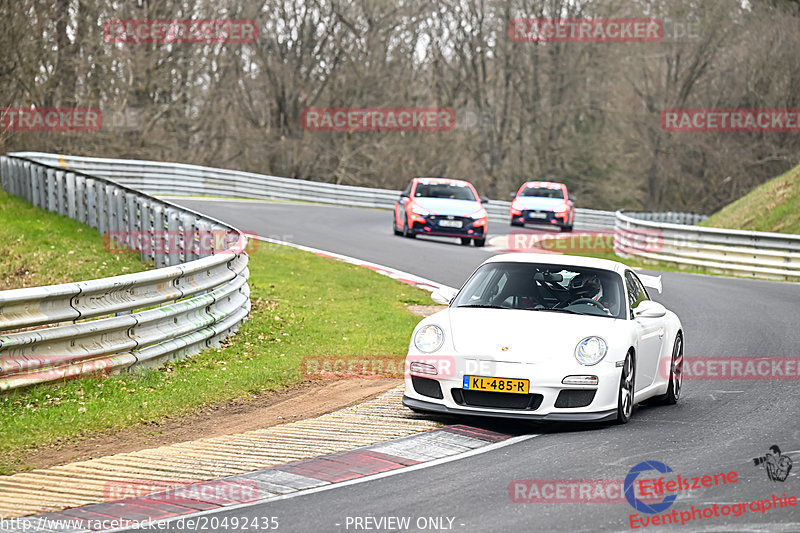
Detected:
left=615, top=211, right=800, bottom=281
left=0, top=156, right=251, bottom=391
left=12, top=152, right=618, bottom=230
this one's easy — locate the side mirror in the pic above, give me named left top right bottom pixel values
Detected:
left=431, top=287, right=458, bottom=305
left=633, top=300, right=666, bottom=318
left=400, top=192, right=409, bottom=198
left=480, top=196, right=489, bottom=204
left=509, top=192, right=516, bottom=199
left=568, top=194, right=575, bottom=202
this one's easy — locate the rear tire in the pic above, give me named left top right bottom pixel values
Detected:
left=460, top=237, right=471, bottom=246
left=616, top=352, right=635, bottom=424
left=473, top=238, right=486, bottom=247
left=560, top=225, right=573, bottom=232
left=511, top=219, right=524, bottom=227
left=653, top=334, right=683, bottom=405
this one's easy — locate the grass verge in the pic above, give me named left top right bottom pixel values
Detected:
left=0, top=242, right=430, bottom=475
left=0, top=188, right=151, bottom=290
left=700, top=163, right=800, bottom=234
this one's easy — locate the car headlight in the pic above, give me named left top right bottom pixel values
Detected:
left=411, top=205, right=430, bottom=216
left=414, top=324, right=444, bottom=353
left=575, top=336, right=607, bottom=365
left=468, top=208, right=488, bottom=219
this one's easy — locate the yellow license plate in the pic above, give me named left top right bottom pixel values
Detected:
left=463, top=375, right=529, bottom=394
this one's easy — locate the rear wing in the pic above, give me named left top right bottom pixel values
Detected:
left=638, top=274, right=663, bottom=294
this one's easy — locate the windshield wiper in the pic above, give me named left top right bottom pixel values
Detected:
left=456, top=304, right=510, bottom=309
left=537, top=307, right=584, bottom=315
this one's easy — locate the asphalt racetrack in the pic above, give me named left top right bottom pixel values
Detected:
left=165, top=199, right=800, bottom=532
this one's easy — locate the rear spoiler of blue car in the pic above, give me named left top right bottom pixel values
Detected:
left=638, top=274, right=663, bottom=294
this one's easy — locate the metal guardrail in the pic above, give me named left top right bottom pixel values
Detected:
left=12, top=152, right=619, bottom=230
left=0, top=156, right=251, bottom=391
left=614, top=211, right=800, bottom=281
left=625, top=211, right=708, bottom=225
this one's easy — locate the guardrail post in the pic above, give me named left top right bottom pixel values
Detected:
left=138, top=198, right=154, bottom=265
left=181, top=213, right=197, bottom=262
left=98, top=184, right=111, bottom=236
left=166, top=207, right=181, bottom=266
left=196, top=220, right=211, bottom=258
left=86, top=178, right=98, bottom=229
left=0, top=156, right=7, bottom=192
left=113, top=187, right=125, bottom=241
left=74, top=174, right=87, bottom=224
left=66, top=172, right=77, bottom=219
left=31, top=165, right=42, bottom=208
left=23, top=161, right=34, bottom=202
left=56, top=170, right=67, bottom=215
left=46, top=168, right=57, bottom=212
left=125, top=194, right=138, bottom=253
left=152, top=204, right=167, bottom=267
left=11, top=160, right=23, bottom=198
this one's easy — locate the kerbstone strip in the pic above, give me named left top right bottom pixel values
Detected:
left=0, top=387, right=436, bottom=520
left=0, top=388, right=520, bottom=532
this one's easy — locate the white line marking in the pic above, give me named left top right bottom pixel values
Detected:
left=106, top=433, right=539, bottom=532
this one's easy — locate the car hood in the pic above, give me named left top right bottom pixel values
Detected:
left=513, top=197, right=568, bottom=211
left=412, top=197, right=482, bottom=216
left=445, top=308, right=627, bottom=361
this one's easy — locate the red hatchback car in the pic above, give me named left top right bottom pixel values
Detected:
left=510, top=181, right=575, bottom=232
left=393, top=177, right=489, bottom=246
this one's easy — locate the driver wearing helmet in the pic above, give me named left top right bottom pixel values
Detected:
left=569, top=273, right=602, bottom=301
left=569, top=273, right=618, bottom=315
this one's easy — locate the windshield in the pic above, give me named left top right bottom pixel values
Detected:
left=451, top=262, right=625, bottom=319
left=521, top=187, right=564, bottom=199
left=415, top=183, right=476, bottom=201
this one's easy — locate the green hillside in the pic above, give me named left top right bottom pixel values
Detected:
left=701, top=163, right=800, bottom=234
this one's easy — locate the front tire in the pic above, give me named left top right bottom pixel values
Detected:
left=616, top=352, right=635, bottom=424
left=393, top=213, right=403, bottom=236
left=473, top=238, right=486, bottom=247
left=402, top=216, right=416, bottom=239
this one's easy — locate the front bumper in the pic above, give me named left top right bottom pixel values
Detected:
left=411, top=215, right=486, bottom=238
left=403, top=357, right=621, bottom=422
left=403, top=395, right=617, bottom=422
left=512, top=210, right=570, bottom=227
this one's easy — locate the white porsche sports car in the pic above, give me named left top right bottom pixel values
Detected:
left=403, top=254, right=683, bottom=423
